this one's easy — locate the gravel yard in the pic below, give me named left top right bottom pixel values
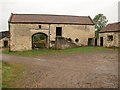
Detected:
left=2, top=48, right=118, bottom=88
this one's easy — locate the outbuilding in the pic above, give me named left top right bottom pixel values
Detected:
left=0, top=31, right=9, bottom=48
left=99, top=22, right=120, bottom=47
left=9, top=13, right=95, bottom=51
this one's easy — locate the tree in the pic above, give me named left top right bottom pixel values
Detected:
left=93, top=14, right=108, bottom=38
left=33, top=34, right=46, bottom=42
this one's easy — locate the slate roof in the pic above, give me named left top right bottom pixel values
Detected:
left=9, top=13, right=94, bottom=25
left=99, top=22, right=120, bottom=33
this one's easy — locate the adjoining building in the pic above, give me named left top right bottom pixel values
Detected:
left=9, top=13, right=95, bottom=51
left=99, top=22, right=120, bottom=47
left=0, top=31, right=9, bottom=48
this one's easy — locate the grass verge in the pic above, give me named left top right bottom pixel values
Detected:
left=2, top=46, right=115, bottom=57
left=0, top=61, right=2, bottom=89
left=2, top=61, right=25, bottom=88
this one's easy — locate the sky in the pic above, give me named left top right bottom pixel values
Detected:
left=0, top=0, right=119, bottom=31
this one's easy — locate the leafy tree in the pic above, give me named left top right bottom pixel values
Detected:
left=93, top=14, right=108, bottom=38
left=33, top=34, right=46, bottom=42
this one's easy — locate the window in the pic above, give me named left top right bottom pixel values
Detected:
left=39, top=25, right=41, bottom=29
left=4, top=40, right=8, bottom=47
left=51, top=40, right=55, bottom=44
left=107, top=35, right=113, bottom=41
left=75, top=38, right=79, bottom=43
left=67, top=38, right=72, bottom=42
left=56, top=27, right=62, bottom=36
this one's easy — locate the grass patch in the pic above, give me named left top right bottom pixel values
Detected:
left=2, top=61, right=25, bottom=88
left=0, top=61, right=2, bottom=89
left=2, top=46, right=114, bottom=57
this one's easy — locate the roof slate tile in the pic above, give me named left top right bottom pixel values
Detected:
left=9, top=13, right=94, bottom=25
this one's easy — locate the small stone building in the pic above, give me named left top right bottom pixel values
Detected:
left=0, top=31, right=9, bottom=48
left=9, top=13, right=95, bottom=51
left=99, top=22, right=120, bottom=47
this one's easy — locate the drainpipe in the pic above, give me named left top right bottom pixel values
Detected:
left=49, top=24, right=50, bottom=48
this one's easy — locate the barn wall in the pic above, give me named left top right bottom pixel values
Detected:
left=99, top=32, right=119, bottom=47
left=9, top=24, right=50, bottom=51
left=10, top=23, right=95, bottom=51
left=50, top=24, right=95, bottom=46
left=0, top=37, right=9, bottom=48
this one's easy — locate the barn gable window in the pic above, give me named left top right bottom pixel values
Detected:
left=39, top=25, right=41, bottom=29
left=107, top=35, right=113, bottom=41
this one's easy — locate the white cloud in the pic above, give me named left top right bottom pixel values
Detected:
left=0, top=0, right=119, bottom=31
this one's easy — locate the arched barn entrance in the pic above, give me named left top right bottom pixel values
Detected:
left=32, top=33, right=48, bottom=49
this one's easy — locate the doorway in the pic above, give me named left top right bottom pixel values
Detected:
left=4, top=40, right=8, bottom=47
left=100, top=37, right=103, bottom=46
left=88, top=38, right=93, bottom=46
left=56, top=27, right=62, bottom=36
left=95, top=38, right=97, bottom=46
left=32, top=33, right=48, bottom=49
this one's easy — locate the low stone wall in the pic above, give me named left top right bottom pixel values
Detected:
left=55, top=37, right=78, bottom=49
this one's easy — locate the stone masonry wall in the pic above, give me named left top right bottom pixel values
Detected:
left=0, top=37, right=9, bottom=48
left=55, top=37, right=78, bottom=49
left=50, top=24, right=95, bottom=46
left=10, top=24, right=50, bottom=51
left=99, top=32, right=119, bottom=47
left=10, top=23, right=95, bottom=51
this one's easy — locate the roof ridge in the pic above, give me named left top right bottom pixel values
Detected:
left=100, top=22, right=120, bottom=33
left=108, top=22, right=120, bottom=25
left=12, top=13, right=89, bottom=17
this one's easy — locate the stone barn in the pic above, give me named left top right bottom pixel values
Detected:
left=9, top=13, right=95, bottom=51
left=0, top=31, right=9, bottom=48
left=99, top=22, right=120, bottom=47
